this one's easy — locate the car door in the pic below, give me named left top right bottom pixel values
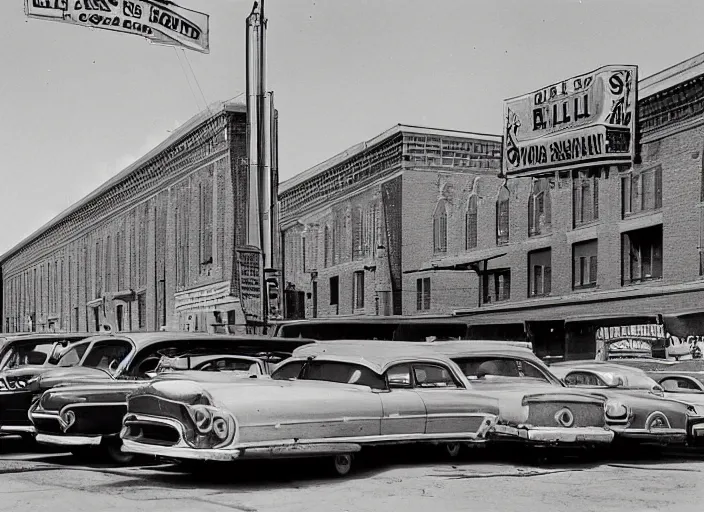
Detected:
left=379, top=363, right=426, bottom=436
left=410, top=362, right=487, bottom=435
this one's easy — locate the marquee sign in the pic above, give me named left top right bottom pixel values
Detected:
left=595, top=324, right=663, bottom=361
left=502, top=65, right=637, bottom=177
left=24, top=0, right=210, bottom=53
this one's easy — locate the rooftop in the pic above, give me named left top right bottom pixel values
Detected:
left=0, top=100, right=246, bottom=265
left=279, top=124, right=502, bottom=194
left=639, top=51, right=704, bottom=99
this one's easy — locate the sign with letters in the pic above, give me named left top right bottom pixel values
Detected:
left=236, top=247, right=264, bottom=324
left=502, top=65, right=637, bottom=177
left=594, top=324, right=663, bottom=361
left=25, top=0, right=210, bottom=53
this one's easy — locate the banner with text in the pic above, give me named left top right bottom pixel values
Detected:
left=25, top=0, right=209, bottom=53
left=502, top=65, right=637, bottom=177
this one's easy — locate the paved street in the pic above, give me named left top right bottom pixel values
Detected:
left=1, top=436, right=702, bottom=512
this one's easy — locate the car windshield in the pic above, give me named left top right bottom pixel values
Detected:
left=452, top=356, right=551, bottom=383
left=195, top=358, right=261, bottom=373
left=272, top=360, right=386, bottom=390
left=80, top=340, right=133, bottom=376
left=0, top=341, right=55, bottom=370
left=56, top=343, right=90, bottom=368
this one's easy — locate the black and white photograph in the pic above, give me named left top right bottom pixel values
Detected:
left=1, top=1, right=704, bottom=511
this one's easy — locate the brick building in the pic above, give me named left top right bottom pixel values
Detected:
left=1, top=100, right=266, bottom=334
left=279, top=125, right=502, bottom=320
left=416, top=53, right=704, bottom=360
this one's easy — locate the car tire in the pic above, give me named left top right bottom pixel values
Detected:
left=102, top=439, right=134, bottom=465
left=332, top=453, right=353, bottom=477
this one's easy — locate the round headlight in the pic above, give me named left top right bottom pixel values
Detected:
left=604, top=400, right=629, bottom=420
left=212, top=417, right=229, bottom=440
left=191, top=405, right=213, bottom=433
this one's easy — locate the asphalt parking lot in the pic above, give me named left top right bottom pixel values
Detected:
left=1, top=436, right=703, bottom=512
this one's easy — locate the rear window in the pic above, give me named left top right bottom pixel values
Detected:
left=452, top=356, right=550, bottom=383
left=272, top=360, right=386, bottom=390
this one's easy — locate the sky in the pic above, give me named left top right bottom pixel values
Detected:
left=0, top=0, right=702, bottom=255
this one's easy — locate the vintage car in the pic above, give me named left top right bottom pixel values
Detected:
left=293, top=341, right=616, bottom=446
left=29, top=333, right=313, bottom=463
left=119, top=345, right=506, bottom=476
left=646, top=371, right=704, bottom=444
left=0, top=332, right=95, bottom=437
left=549, top=361, right=700, bottom=445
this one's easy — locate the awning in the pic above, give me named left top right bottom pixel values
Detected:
left=662, top=310, right=704, bottom=337
left=404, top=252, right=507, bottom=274
left=564, top=313, right=660, bottom=328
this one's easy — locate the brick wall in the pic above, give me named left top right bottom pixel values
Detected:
left=1, top=107, right=248, bottom=334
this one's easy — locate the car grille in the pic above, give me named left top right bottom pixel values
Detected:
left=526, top=401, right=604, bottom=428
left=123, top=420, right=181, bottom=447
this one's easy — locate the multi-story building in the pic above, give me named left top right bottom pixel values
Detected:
left=0, top=100, right=267, bottom=334
left=414, top=53, right=704, bottom=359
left=281, top=53, right=704, bottom=361
left=279, top=124, right=502, bottom=320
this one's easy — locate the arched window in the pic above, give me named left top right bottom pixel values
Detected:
left=323, top=225, right=330, bottom=268
left=496, top=184, right=510, bottom=246
left=528, top=178, right=552, bottom=236
left=466, top=195, right=478, bottom=250
left=433, top=200, right=448, bottom=254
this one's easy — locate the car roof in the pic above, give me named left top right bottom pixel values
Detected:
left=91, top=331, right=317, bottom=353
left=0, top=332, right=94, bottom=348
left=549, top=361, right=649, bottom=377
left=291, top=340, right=464, bottom=373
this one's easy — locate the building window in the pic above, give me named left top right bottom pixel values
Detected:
left=433, top=200, right=448, bottom=254
left=622, top=225, right=663, bottom=285
left=137, top=292, right=146, bottom=330
left=496, top=185, right=510, bottom=245
left=353, top=271, right=365, bottom=310
left=482, top=269, right=511, bottom=304
left=528, top=178, right=552, bottom=236
left=573, top=239, right=598, bottom=289
left=199, top=178, right=214, bottom=266
left=138, top=205, right=148, bottom=288
left=416, top=277, right=431, bottom=311
left=324, top=225, right=330, bottom=268
left=105, top=235, right=112, bottom=292
left=352, top=207, right=363, bottom=260
left=573, top=170, right=599, bottom=227
left=622, top=166, right=662, bottom=218
left=117, top=230, right=126, bottom=290
left=528, top=248, right=551, bottom=297
left=329, top=276, right=339, bottom=306
left=466, top=195, right=478, bottom=250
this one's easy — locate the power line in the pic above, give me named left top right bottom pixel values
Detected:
left=173, top=47, right=203, bottom=112
left=181, top=49, right=212, bottom=115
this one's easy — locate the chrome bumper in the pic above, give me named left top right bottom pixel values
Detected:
left=36, top=433, right=103, bottom=447
left=0, top=425, right=36, bottom=434
left=121, top=439, right=362, bottom=462
left=610, top=426, right=688, bottom=443
left=491, top=425, right=614, bottom=444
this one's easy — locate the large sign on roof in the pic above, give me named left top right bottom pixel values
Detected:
left=502, top=65, right=637, bottom=177
left=25, top=0, right=209, bottom=53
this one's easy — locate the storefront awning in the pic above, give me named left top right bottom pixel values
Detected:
left=564, top=313, right=660, bottom=328
left=661, top=310, right=704, bottom=338
left=404, top=252, right=507, bottom=274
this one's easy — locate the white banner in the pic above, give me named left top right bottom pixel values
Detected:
left=25, top=0, right=210, bottom=53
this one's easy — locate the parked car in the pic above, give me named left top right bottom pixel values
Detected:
left=119, top=344, right=504, bottom=476
left=549, top=361, right=700, bottom=445
left=294, top=341, right=616, bottom=447
left=0, top=332, right=95, bottom=437
left=29, top=333, right=314, bottom=463
left=647, top=371, right=704, bottom=444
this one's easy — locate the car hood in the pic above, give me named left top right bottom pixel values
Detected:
left=33, top=367, right=113, bottom=391
left=584, top=388, right=691, bottom=414
left=1, top=365, right=56, bottom=380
